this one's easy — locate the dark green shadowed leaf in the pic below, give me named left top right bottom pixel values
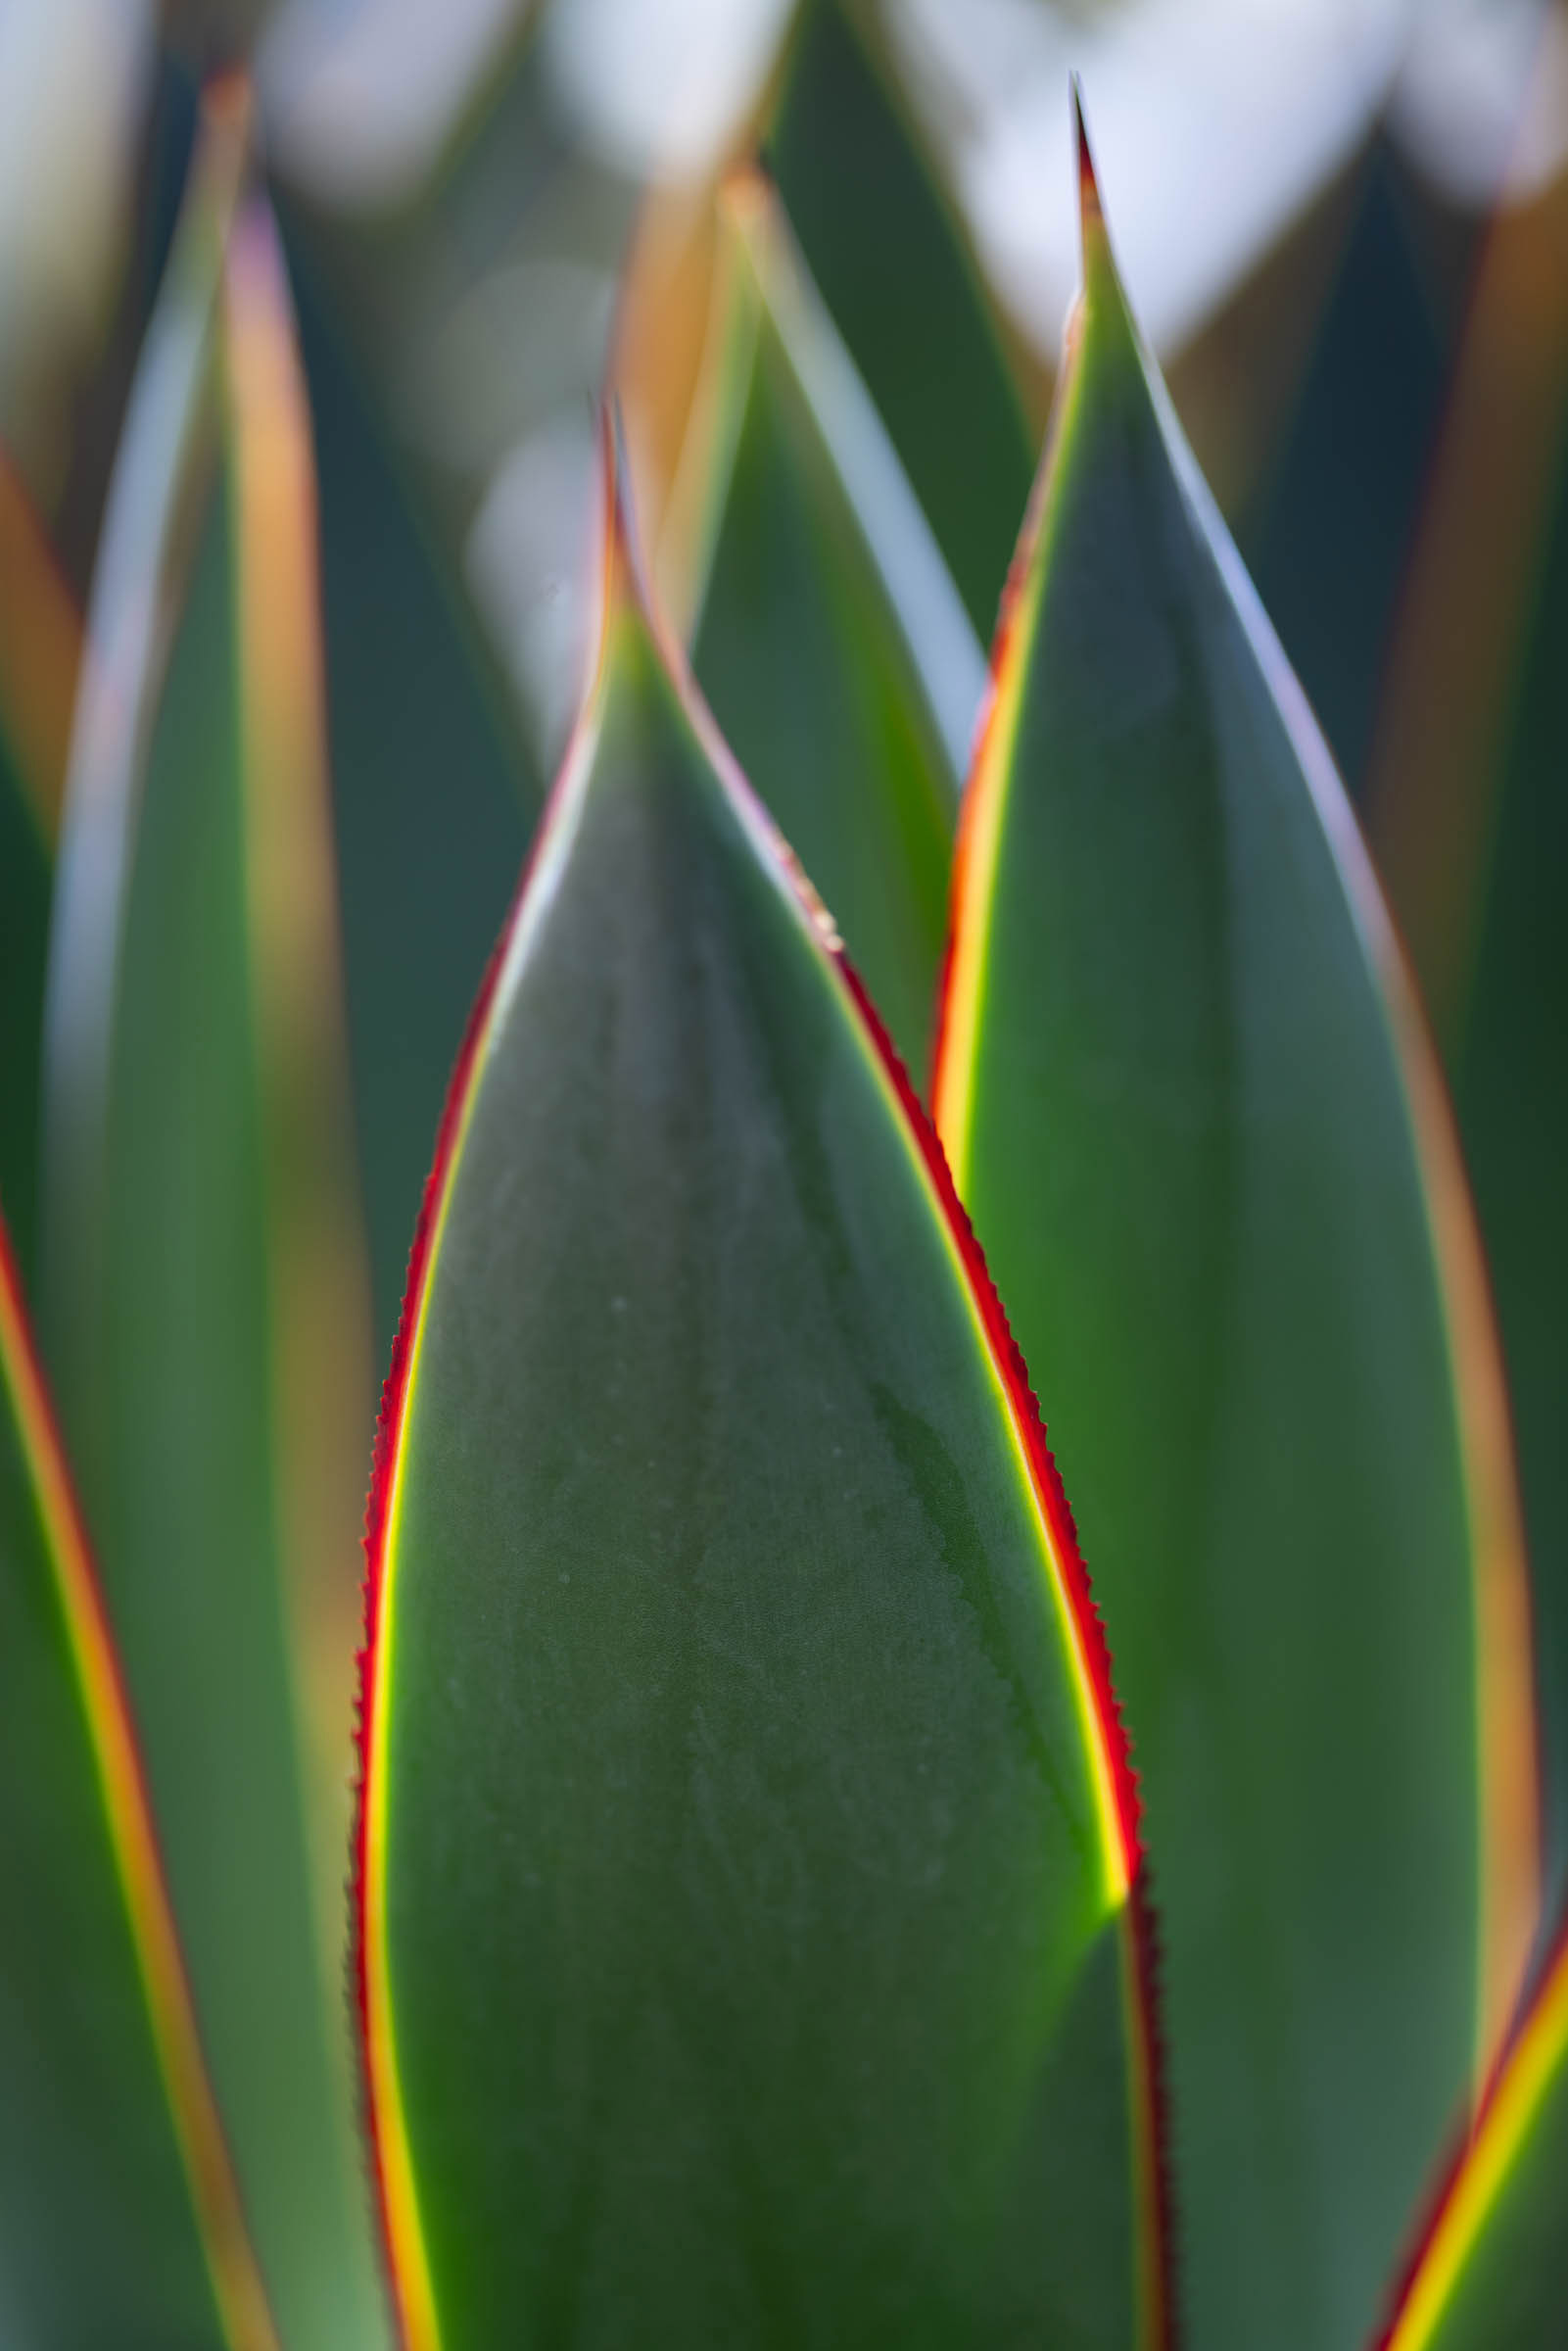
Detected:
left=39, top=91, right=385, bottom=2351
left=0, top=1217, right=274, bottom=2347
left=933, top=110, right=1538, bottom=2351
left=768, top=0, right=1035, bottom=642
left=1354, top=173, right=1568, bottom=1936
left=669, top=171, right=981, bottom=1082
left=1376, top=1920, right=1568, bottom=2351
left=279, top=221, right=537, bottom=1366
left=356, top=449, right=1166, bottom=2351
left=0, top=454, right=81, bottom=1282
left=0, top=739, right=49, bottom=1276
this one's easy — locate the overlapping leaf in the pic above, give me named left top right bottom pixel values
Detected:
left=767, top=0, right=1035, bottom=642
left=0, top=456, right=80, bottom=1275
left=0, top=1213, right=274, bottom=2347
left=932, top=110, right=1539, bottom=2351
left=39, top=83, right=384, bottom=2351
left=645, top=168, right=983, bottom=1080
left=1360, top=165, right=1568, bottom=1929
left=356, top=437, right=1168, bottom=2351
left=281, top=228, right=536, bottom=1363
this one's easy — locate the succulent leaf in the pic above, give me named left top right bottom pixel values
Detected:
left=645, top=167, right=982, bottom=1081
left=0, top=728, right=50, bottom=1278
left=767, top=0, right=1035, bottom=643
left=281, top=222, right=537, bottom=1364
left=38, top=82, right=386, bottom=2351
left=931, top=99, right=1539, bottom=2351
left=356, top=428, right=1169, bottom=2351
left=0, top=454, right=80, bottom=1274
left=0, top=1212, right=275, bottom=2348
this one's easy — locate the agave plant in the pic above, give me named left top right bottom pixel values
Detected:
left=1, top=29, right=1565, bottom=2351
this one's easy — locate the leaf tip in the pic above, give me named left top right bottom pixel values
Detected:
left=1072, top=77, right=1104, bottom=245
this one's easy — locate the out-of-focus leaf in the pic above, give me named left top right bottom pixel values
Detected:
left=638, top=168, right=982, bottom=1082
left=40, top=83, right=385, bottom=2351
left=932, top=110, right=1539, bottom=2351
left=1236, top=135, right=1454, bottom=808
left=0, top=1214, right=275, bottom=2348
left=1360, top=162, right=1568, bottom=1934
left=355, top=438, right=1170, bottom=2351
left=0, top=743, right=49, bottom=1280
left=280, top=226, right=536, bottom=1365
left=0, top=453, right=80, bottom=1275
left=767, top=0, right=1034, bottom=643
left=1452, top=465, right=1568, bottom=1939
left=1376, top=1919, right=1568, bottom=2350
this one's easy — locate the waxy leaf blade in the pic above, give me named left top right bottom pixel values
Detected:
left=669, top=172, right=982, bottom=1082
left=0, top=737, right=49, bottom=1276
left=282, top=224, right=536, bottom=1365
left=768, top=0, right=1035, bottom=644
left=933, top=114, right=1538, bottom=2351
left=40, top=91, right=385, bottom=2351
left=357, top=450, right=1168, bottom=2351
left=1379, top=1923, right=1568, bottom=2351
left=0, top=1216, right=275, bottom=2348
left=0, top=454, right=79, bottom=1277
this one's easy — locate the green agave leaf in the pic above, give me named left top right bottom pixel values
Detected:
left=0, top=735, right=49, bottom=1279
left=931, top=108, right=1539, bottom=2351
left=0, top=455, right=81, bottom=1277
left=1375, top=1920, right=1568, bottom=2350
left=355, top=436, right=1169, bottom=2351
left=658, top=168, right=983, bottom=1083
left=0, top=1213, right=275, bottom=2347
left=1358, top=180, right=1568, bottom=1933
left=767, top=0, right=1035, bottom=643
left=1454, top=479, right=1568, bottom=1938
left=280, top=221, right=537, bottom=1366
left=40, top=84, right=385, bottom=2351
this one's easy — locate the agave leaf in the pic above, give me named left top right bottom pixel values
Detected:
left=1360, top=168, right=1568, bottom=1933
left=0, top=455, right=81, bottom=1274
left=1450, top=483, right=1568, bottom=1940
left=0, top=737, right=50, bottom=1280
left=1376, top=1920, right=1568, bottom=2351
left=642, top=168, right=982, bottom=1082
left=281, top=224, right=536, bottom=1364
left=767, top=0, right=1035, bottom=642
left=931, top=104, right=1539, bottom=2351
left=356, top=429, right=1169, bottom=2351
left=0, top=1214, right=275, bottom=2348
left=39, top=84, right=385, bottom=2351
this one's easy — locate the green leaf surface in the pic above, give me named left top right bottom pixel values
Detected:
left=356, top=456, right=1167, bottom=2351
left=932, top=118, right=1538, bottom=2351
left=0, top=739, right=48, bottom=1277
left=674, top=171, right=981, bottom=1082
left=767, top=0, right=1035, bottom=644
left=1455, top=452, right=1568, bottom=1936
left=281, top=219, right=537, bottom=1366
left=0, top=1215, right=274, bottom=2348
left=0, top=452, right=80, bottom=1283
left=39, top=95, right=385, bottom=2351
left=1377, top=1921, right=1568, bottom=2351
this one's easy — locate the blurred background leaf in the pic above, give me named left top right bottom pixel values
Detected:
left=0, top=1221, right=276, bottom=2348
left=37, top=89, right=386, bottom=2351
left=619, top=168, right=982, bottom=1079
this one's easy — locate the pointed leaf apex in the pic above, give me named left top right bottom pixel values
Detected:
left=1072, top=79, right=1104, bottom=246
